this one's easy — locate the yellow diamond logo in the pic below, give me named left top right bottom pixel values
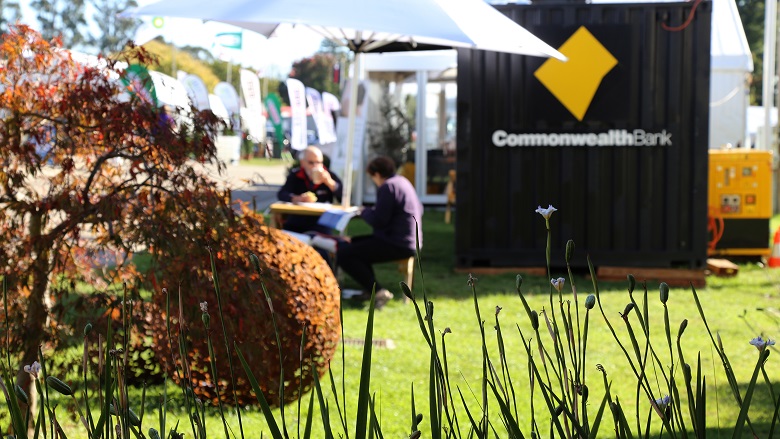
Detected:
left=534, top=26, right=617, bottom=121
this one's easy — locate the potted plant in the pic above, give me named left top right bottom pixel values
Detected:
left=216, top=119, right=242, bottom=165
left=367, top=84, right=415, bottom=183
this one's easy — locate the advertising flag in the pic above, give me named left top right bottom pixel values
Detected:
left=322, top=91, right=341, bottom=114
left=214, top=82, right=241, bottom=132
left=286, top=78, right=308, bottom=151
left=307, top=87, right=336, bottom=146
left=120, top=64, right=157, bottom=106
left=240, top=69, right=265, bottom=141
left=240, top=69, right=262, bottom=111
left=265, top=93, right=285, bottom=144
left=321, top=91, right=340, bottom=144
left=180, top=73, right=210, bottom=111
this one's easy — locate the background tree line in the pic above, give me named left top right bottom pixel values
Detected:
left=738, top=0, right=772, bottom=105
left=2, top=0, right=347, bottom=105
left=1, top=0, right=142, bottom=54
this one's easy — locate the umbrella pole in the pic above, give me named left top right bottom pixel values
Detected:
left=342, top=52, right=362, bottom=208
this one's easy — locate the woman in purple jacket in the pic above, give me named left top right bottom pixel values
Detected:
left=337, top=156, right=423, bottom=309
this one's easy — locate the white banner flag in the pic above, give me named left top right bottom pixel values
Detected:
left=214, top=82, right=240, bottom=115
left=320, top=91, right=340, bottom=146
left=305, top=87, right=330, bottom=145
left=214, top=82, right=241, bottom=131
left=181, top=74, right=210, bottom=111
left=239, top=69, right=265, bottom=141
left=240, top=69, right=262, bottom=111
left=322, top=91, right=341, bottom=114
left=286, top=78, right=308, bottom=151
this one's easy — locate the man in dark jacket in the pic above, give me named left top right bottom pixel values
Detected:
left=337, top=156, right=422, bottom=309
left=277, top=146, right=343, bottom=234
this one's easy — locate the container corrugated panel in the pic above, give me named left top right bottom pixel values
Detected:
left=455, top=1, right=711, bottom=269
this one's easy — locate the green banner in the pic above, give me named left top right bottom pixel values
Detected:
left=265, top=93, right=285, bottom=142
left=120, top=64, right=157, bottom=106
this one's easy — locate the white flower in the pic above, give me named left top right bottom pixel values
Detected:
left=749, top=336, right=776, bottom=351
left=551, top=277, right=565, bottom=293
left=23, top=361, right=41, bottom=379
left=200, top=301, right=208, bottom=313
left=535, top=205, right=557, bottom=220
left=655, top=395, right=671, bottom=411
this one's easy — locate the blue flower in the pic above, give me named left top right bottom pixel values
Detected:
left=749, top=336, right=776, bottom=351
left=655, top=395, right=671, bottom=411
left=23, top=361, right=41, bottom=379
left=551, top=277, right=565, bottom=293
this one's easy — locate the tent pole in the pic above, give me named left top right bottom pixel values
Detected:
left=764, top=0, right=777, bottom=213
left=763, top=0, right=776, bottom=152
left=342, top=52, right=362, bottom=208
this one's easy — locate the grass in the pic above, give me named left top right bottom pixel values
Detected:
left=3, top=211, right=780, bottom=438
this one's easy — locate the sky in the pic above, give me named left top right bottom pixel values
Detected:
left=17, top=0, right=325, bottom=78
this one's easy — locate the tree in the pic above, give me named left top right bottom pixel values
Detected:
left=30, top=0, right=88, bottom=49
left=289, top=53, right=341, bottom=96
left=0, top=0, right=21, bottom=35
left=142, top=38, right=222, bottom=89
left=736, top=0, right=765, bottom=104
left=0, top=25, right=223, bottom=396
left=87, top=0, right=142, bottom=54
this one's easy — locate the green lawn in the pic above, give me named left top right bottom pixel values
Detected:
left=4, top=211, right=780, bottom=438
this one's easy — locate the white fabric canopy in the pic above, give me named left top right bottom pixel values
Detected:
left=125, top=0, right=566, bottom=206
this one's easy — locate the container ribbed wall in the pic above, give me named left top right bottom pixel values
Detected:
left=455, top=1, right=711, bottom=269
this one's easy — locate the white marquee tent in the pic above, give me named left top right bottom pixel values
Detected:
left=709, top=0, right=753, bottom=149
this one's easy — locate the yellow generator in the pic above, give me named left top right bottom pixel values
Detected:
left=708, top=149, right=773, bottom=257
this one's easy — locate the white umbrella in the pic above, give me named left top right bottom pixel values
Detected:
left=125, top=0, right=567, bottom=207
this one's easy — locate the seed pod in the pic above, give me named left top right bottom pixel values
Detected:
left=14, top=384, right=28, bottom=405
left=149, top=428, right=162, bottom=439
left=530, top=310, right=539, bottom=330
left=414, top=413, right=423, bottom=427
left=581, top=384, right=589, bottom=403
left=249, top=253, right=262, bottom=274
left=659, top=283, right=669, bottom=304
left=128, top=408, right=141, bottom=427
left=565, top=240, right=575, bottom=263
left=515, top=275, right=523, bottom=290
left=46, top=376, right=73, bottom=396
left=83, top=322, right=93, bottom=337
left=201, top=312, right=210, bottom=327
left=683, top=363, right=692, bottom=383
left=678, top=319, right=688, bottom=338
left=585, top=294, right=596, bottom=310
left=400, top=282, right=413, bottom=301
left=622, top=303, right=635, bottom=317
left=627, top=274, right=636, bottom=294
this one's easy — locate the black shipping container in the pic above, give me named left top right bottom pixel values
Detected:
left=455, top=1, right=711, bottom=269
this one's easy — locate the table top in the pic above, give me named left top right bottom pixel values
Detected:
left=268, top=202, right=356, bottom=216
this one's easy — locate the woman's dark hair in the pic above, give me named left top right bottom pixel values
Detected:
left=366, top=156, right=396, bottom=179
